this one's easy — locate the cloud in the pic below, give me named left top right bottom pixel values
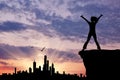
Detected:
left=46, top=48, right=82, bottom=63
left=0, top=4, right=51, bottom=26
left=0, top=0, right=72, bottom=19
left=0, top=61, right=9, bottom=65
left=52, top=19, right=88, bottom=38
left=0, top=44, right=38, bottom=60
left=0, top=0, right=119, bottom=44
left=0, top=9, right=34, bottom=25
left=0, top=28, right=83, bottom=51
left=0, top=65, right=15, bottom=74
left=94, top=0, right=120, bottom=8
left=0, top=21, right=26, bottom=32
left=31, top=0, right=72, bottom=19
left=0, top=66, right=15, bottom=72
left=0, top=48, right=15, bottom=59
left=0, top=0, right=119, bottom=58
left=0, top=43, right=82, bottom=63
left=75, top=0, right=120, bottom=8
left=0, top=66, right=14, bottom=69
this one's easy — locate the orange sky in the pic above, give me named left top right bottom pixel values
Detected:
left=0, top=55, right=86, bottom=76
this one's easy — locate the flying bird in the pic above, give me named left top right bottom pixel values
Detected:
left=41, top=47, right=45, bottom=52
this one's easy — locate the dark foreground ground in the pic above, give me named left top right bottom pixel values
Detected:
left=79, top=49, right=120, bottom=80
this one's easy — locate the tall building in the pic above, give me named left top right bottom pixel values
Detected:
left=44, top=55, right=47, bottom=65
left=47, top=60, right=49, bottom=71
left=39, top=66, right=41, bottom=71
left=51, top=63, right=55, bottom=75
left=33, top=60, right=36, bottom=73
left=50, top=66, right=52, bottom=75
left=14, top=67, right=16, bottom=74
left=29, top=67, right=32, bottom=74
left=43, top=55, right=47, bottom=71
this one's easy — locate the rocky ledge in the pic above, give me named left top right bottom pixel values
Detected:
left=79, top=50, right=120, bottom=80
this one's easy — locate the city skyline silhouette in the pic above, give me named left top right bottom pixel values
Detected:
left=0, top=55, right=86, bottom=80
left=1, top=49, right=120, bottom=80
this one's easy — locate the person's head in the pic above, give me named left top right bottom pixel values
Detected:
left=91, top=16, right=97, bottom=23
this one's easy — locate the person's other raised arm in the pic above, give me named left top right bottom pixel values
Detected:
left=97, top=14, right=103, bottom=21
left=81, top=15, right=89, bottom=23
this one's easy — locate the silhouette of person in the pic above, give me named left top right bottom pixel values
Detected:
left=81, top=14, right=103, bottom=50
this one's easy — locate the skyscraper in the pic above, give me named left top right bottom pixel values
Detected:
left=47, top=60, right=49, bottom=71
left=29, top=67, right=32, bottom=74
left=43, top=55, right=47, bottom=71
left=39, top=66, right=41, bottom=71
left=14, top=67, right=16, bottom=74
left=33, top=60, right=36, bottom=73
left=44, top=55, right=47, bottom=65
left=51, top=63, right=55, bottom=75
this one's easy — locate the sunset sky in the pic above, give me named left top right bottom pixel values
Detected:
left=0, top=0, right=120, bottom=76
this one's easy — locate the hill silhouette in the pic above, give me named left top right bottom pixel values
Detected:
left=79, top=49, right=120, bottom=80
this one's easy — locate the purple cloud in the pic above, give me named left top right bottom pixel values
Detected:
left=46, top=48, right=82, bottom=63
left=0, top=61, right=9, bottom=65
left=0, top=21, right=26, bottom=32
left=0, top=44, right=36, bottom=59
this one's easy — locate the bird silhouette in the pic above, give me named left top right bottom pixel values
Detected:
left=41, top=47, right=45, bottom=52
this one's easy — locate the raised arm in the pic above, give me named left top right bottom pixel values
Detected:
left=81, top=15, right=90, bottom=23
left=97, top=14, right=103, bottom=21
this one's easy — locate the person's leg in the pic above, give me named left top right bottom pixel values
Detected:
left=93, top=33, right=101, bottom=50
left=83, top=33, right=91, bottom=50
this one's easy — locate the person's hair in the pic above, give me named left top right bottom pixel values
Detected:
left=91, top=16, right=97, bottom=22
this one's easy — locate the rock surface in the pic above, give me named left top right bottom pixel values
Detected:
left=79, top=50, right=120, bottom=80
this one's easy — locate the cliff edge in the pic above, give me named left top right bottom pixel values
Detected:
left=79, top=50, right=120, bottom=80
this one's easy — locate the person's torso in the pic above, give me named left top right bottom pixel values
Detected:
left=89, top=22, right=96, bottom=33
